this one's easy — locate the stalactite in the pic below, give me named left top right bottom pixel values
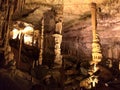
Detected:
left=15, top=0, right=26, bottom=16
left=0, top=0, right=26, bottom=64
left=3, top=0, right=17, bottom=64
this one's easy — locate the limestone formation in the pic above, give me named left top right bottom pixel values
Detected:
left=52, top=4, right=63, bottom=34
left=80, top=3, right=102, bottom=89
left=52, top=4, right=63, bottom=67
left=39, top=18, right=44, bottom=65
left=53, top=34, right=62, bottom=66
left=91, top=2, right=102, bottom=68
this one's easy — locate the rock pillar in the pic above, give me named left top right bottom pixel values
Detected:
left=89, top=2, right=102, bottom=88
left=80, top=3, right=103, bottom=89
left=39, top=17, right=44, bottom=65
left=90, top=2, right=102, bottom=67
left=52, top=4, right=63, bottom=67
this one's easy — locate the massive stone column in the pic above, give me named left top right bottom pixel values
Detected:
left=52, top=4, right=63, bottom=67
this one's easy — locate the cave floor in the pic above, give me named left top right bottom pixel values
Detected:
left=0, top=68, right=32, bottom=90
left=1, top=67, right=120, bottom=90
left=1, top=55, right=120, bottom=90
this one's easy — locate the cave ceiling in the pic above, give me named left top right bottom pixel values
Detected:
left=9, top=0, right=112, bottom=29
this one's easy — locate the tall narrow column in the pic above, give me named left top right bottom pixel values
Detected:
left=52, top=4, right=63, bottom=67
left=89, top=2, right=102, bottom=88
left=80, top=3, right=102, bottom=89
left=90, top=3, right=102, bottom=67
left=39, top=17, right=44, bottom=65
left=91, top=3, right=97, bottom=41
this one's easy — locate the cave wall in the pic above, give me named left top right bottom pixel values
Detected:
left=24, top=0, right=120, bottom=61
left=63, top=17, right=120, bottom=60
left=62, top=0, right=120, bottom=61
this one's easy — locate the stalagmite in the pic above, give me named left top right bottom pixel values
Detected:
left=38, top=17, right=44, bottom=65
left=90, top=2, right=102, bottom=67
left=80, top=2, right=102, bottom=89
left=107, top=59, right=112, bottom=68
left=112, top=44, right=119, bottom=60
left=108, top=45, right=113, bottom=59
left=89, top=2, right=102, bottom=87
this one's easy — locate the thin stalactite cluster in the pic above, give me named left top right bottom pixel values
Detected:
left=0, top=0, right=26, bottom=45
left=0, top=0, right=26, bottom=66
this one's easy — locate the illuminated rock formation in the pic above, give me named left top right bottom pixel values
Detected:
left=89, top=2, right=102, bottom=87
left=53, top=34, right=62, bottom=66
left=52, top=4, right=63, bottom=67
left=80, top=2, right=102, bottom=89
left=39, top=18, right=44, bottom=65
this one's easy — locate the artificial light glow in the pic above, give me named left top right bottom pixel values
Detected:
left=24, top=34, right=33, bottom=46
left=12, top=23, right=36, bottom=46
left=90, top=76, right=98, bottom=87
left=22, top=26, right=33, bottom=34
left=12, top=28, right=19, bottom=39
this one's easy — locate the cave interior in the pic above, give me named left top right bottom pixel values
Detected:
left=0, top=0, right=120, bottom=90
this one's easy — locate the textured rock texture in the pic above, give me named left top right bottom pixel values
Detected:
left=62, top=0, right=120, bottom=60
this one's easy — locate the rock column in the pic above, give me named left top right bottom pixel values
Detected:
left=80, top=3, right=103, bottom=89
left=39, top=17, right=44, bottom=65
left=52, top=4, right=63, bottom=67
left=90, top=2, right=102, bottom=68
left=89, top=2, right=102, bottom=88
